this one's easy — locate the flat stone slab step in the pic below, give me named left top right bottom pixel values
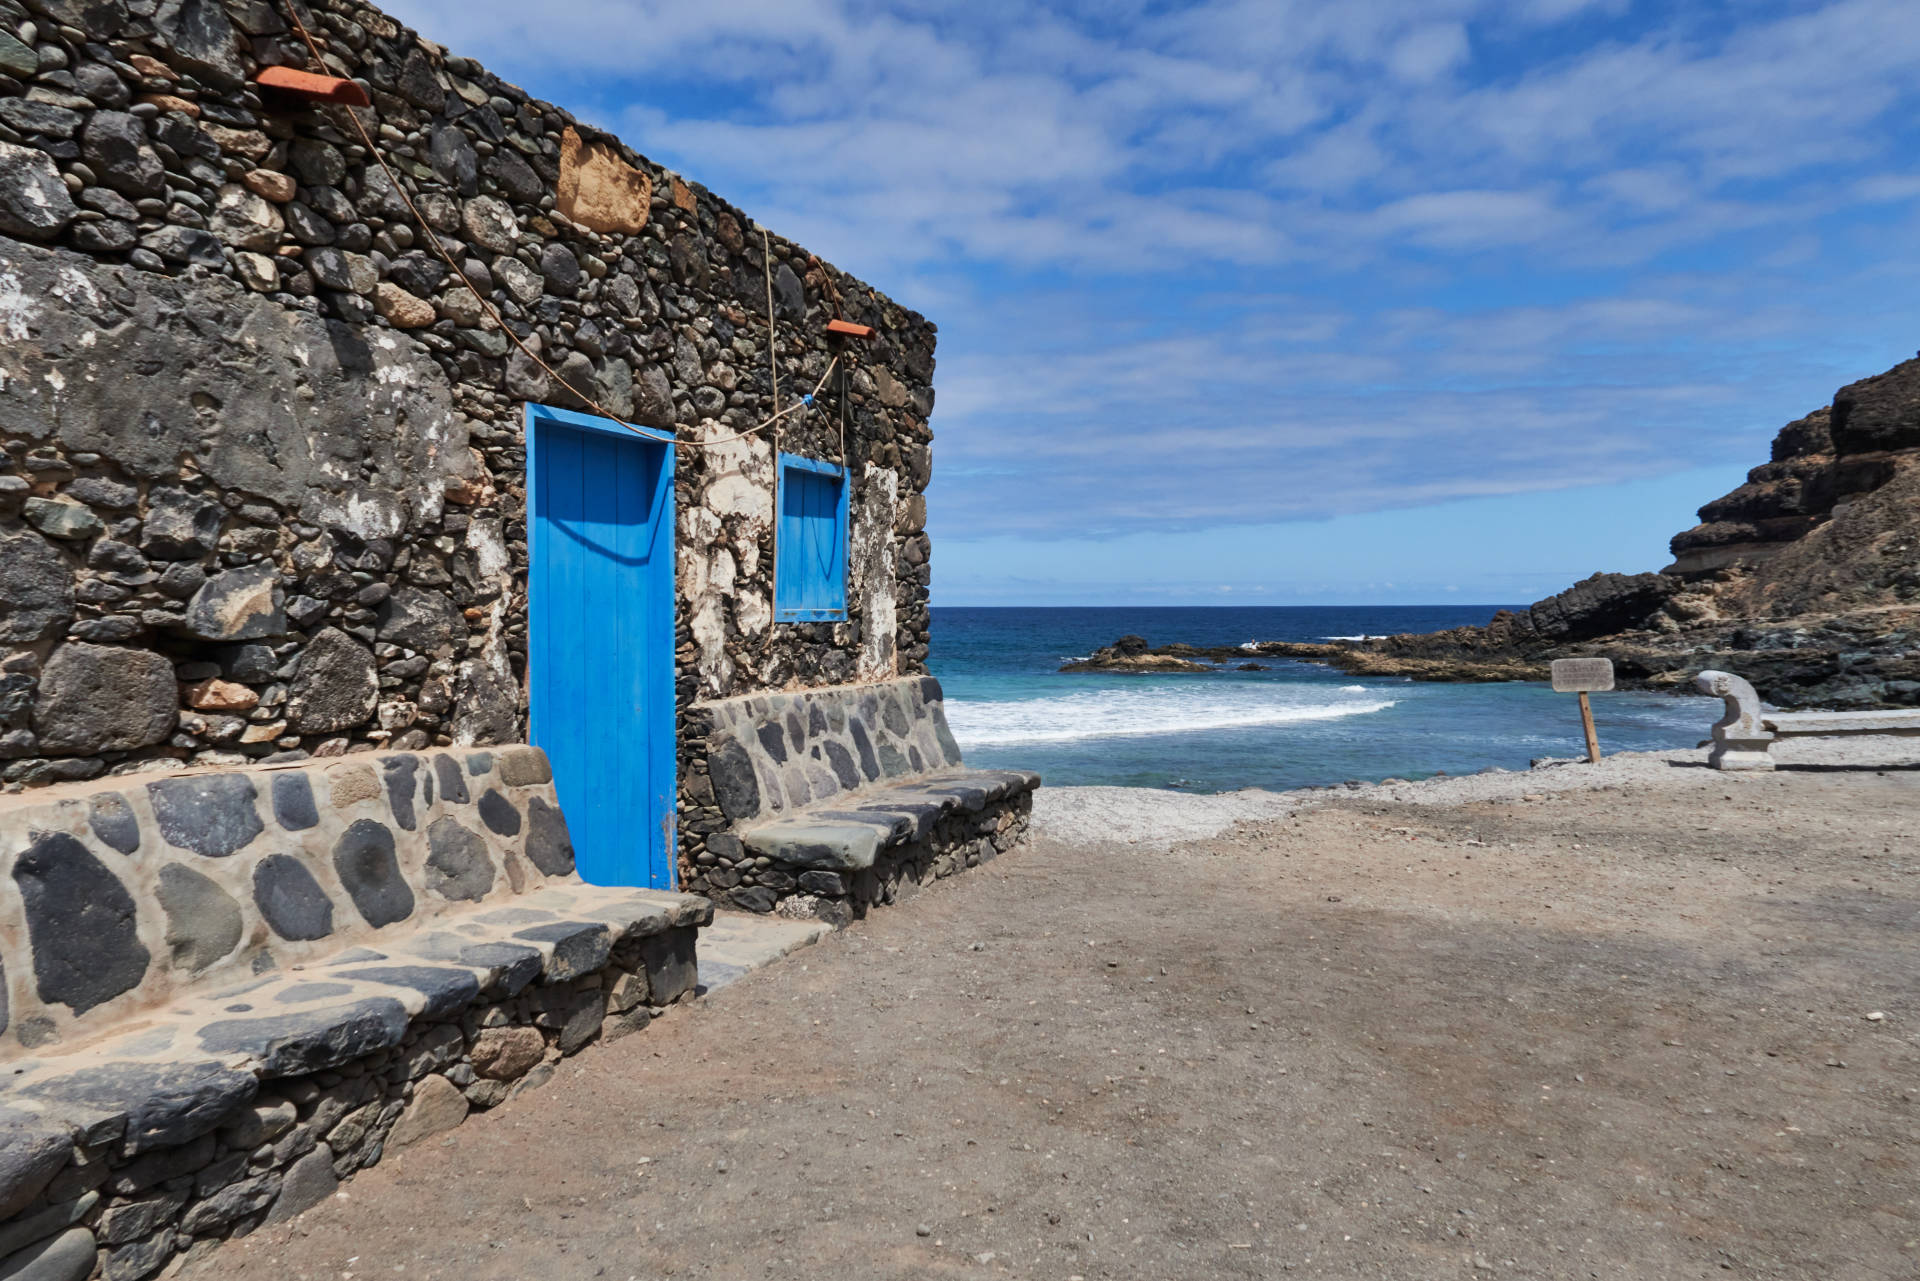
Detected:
left=0, top=885, right=710, bottom=1140
left=696, top=912, right=833, bottom=993
left=739, top=768, right=1041, bottom=871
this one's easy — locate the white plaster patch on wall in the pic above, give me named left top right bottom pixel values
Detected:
left=317, top=486, right=407, bottom=541
left=452, top=598, right=514, bottom=746
left=466, top=516, right=509, bottom=580
left=678, top=507, right=718, bottom=598
left=0, top=267, right=37, bottom=343
left=50, top=264, right=104, bottom=311
left=852, top=464, right=900, bottom=681
left=677, top=505, right=732, bottom=696
left=698, top=427, right=774, bottom=524
left=689, top=595, right=731, bottom=696
left=736, top=588, right=769, bottom=638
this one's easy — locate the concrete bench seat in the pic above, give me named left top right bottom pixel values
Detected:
left=741, top=768, right=1044, bottom=870
left=683, top=678, right=1040, bottom=920
left=0, top=749, right=709, bottom=1281
left=1698, top=670, right=1920, bottom=770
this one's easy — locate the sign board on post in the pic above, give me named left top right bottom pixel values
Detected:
left=1550, top=658, right=1615, bottom=693
left=1550, top=657, right=1614, bottom=764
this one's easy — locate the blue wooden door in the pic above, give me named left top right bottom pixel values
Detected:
left=526, top=404, right=676, bottom=888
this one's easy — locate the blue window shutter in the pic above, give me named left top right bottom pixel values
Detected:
left=775, top=453, right=848, bottom=620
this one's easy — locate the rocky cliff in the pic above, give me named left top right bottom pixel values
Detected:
left=1306, top=354, right=1920, bottom=708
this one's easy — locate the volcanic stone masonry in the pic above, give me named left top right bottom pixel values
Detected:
left=0, top=744, right=710, bottom=1281
left=0, top=742, right=577, bottom=1051
left=0, top=0, right=941, bottom=892
left=678, top=675, right=1036, bottom=921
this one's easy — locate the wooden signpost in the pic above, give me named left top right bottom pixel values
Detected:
left=1550, top=657, right=1614, bottom=764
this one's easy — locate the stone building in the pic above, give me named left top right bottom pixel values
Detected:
left=0, top=0, right=1033, bottom=914
left=0, top=6, right=1038, bottom=1271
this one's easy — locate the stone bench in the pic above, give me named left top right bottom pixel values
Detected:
left=684, top=676, right=1039, bottom=923
left=1697, top=670, right=1920, bottom=770
left=0, top=748, right=709, bottom=1281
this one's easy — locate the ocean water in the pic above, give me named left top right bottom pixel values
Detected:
left=932, top=606, right=1716, bottom=792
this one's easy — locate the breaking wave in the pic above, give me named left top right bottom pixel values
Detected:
left=946, top=686, right=1396, bottom=748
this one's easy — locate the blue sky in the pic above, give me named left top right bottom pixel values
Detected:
left=387, top=0, right=1920, bottom=606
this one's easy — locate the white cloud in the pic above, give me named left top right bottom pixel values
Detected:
left=377, top=0, right=1920, bottom=542
left=1388, top=22, right=1471, bottom=83
left=384, top=0, right=1920, bottom=282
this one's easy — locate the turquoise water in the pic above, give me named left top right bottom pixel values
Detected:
left=932, top=606, right=1714, bottom=792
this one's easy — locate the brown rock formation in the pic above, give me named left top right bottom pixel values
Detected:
left=1260, top=353, right=1920, bottom=708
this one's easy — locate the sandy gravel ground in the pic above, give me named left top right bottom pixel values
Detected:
left=202, top=741, right=1920, bottom=1281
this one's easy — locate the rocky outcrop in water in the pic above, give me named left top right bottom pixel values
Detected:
left=1297, top=354, right=1920, bottom=708
left=1060, top=635, right=1213, bottom=673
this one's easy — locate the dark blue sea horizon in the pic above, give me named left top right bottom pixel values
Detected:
left=930, top=605, right=1714, bottom=792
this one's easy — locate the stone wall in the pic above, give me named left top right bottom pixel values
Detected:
left=0, top=742, right=712, bottom=1280
left=0, top=0, right=938, bottom=795
left=676, top=676, right=963, bottom=902
left=0, top=904, right=702, bottom=1281
left=781, top=791, right=1031, bottom=927
left=0, top=743, right=573, bottom=1060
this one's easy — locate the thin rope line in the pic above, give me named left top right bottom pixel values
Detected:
left=281, top=2, right=833, bottom=451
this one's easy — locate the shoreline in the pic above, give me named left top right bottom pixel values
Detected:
left=1030, top=734, right=1920, bottom=847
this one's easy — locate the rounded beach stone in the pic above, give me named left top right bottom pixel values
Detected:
left=272, top=772, right=320, bottom=831
left=381, top=755, right=421, bottom=831
left=252, top=856, right=334, bottom=941
left=87, top=792, right=141, bottom=855
left=524, top=796, right=575, bottom=876
left=706, top=735, right=762, bottom=820
left=496, top=745, right=552, bottom=786
left=461, top=195, right=516, bottom=253
left=331, top=820, right=415, bottom=928
left=146, top=774, right=263, bottom=857
left=431, top=753, right=469, bottom=805
left=0, top=1226, right=96, bottom=1281
left=425, top=817, right=494, bottom=901
left=476, top=788, right=520, bottom=836
left=156, top=863, right=242, bottom=974
left=12, top=831, right=150, bottom=1016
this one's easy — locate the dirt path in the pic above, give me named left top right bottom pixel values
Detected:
left=201, top=762, right=1920, bottom=1281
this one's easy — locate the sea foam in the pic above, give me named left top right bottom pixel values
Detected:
left=947, top=685, right=1396, bottom=747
